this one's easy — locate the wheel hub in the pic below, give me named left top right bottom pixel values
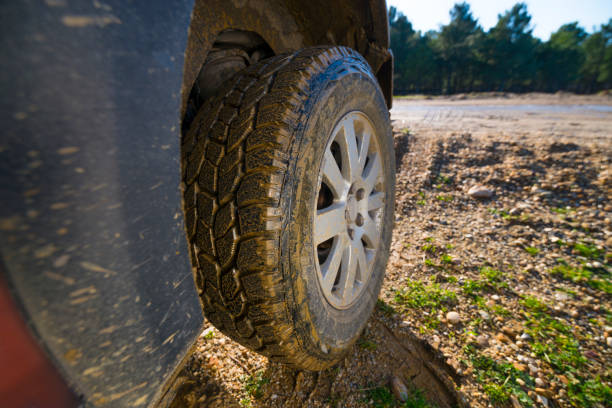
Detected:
left=345, top=195, right=358, bottom=224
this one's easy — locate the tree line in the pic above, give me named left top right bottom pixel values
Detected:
left=389, top=2, right=612, bottom=95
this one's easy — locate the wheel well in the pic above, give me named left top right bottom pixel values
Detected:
left=181, top=0, right=392, bottom=130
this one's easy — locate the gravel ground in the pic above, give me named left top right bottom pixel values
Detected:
left=172, top=94, right=612, bottom=408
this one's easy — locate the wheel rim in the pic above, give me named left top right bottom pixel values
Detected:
left=313, top=111, right=386, bottom=309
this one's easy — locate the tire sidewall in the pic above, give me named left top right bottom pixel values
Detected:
left=281, top=57, right=395, bottom=364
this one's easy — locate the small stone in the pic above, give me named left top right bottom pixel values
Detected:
left=200, top=327, right=215, bottom=338
left=528, top=363, right=539, bottom=375
left=491, top=294, right=500, bottom=301
left=476, top=335, right=489, bottom=347
left=516, top=378, right=526, bottom=386
left=535, top=388, right=552, bottom=399
left=496, top=333, right=510, bottom=343
left=520, top=333, right=532, bottom=341
left=535, top=378, right=545, bottom=388
left=446, top=311, right=461, bottom=324
left=391, top=376, right=409, bottom=402
left=468, top=185, right=493, bottom=199
left=478, top=310, right=491, bottom=320
left=536, top=394, right=550, bottom=407
left=606, top=337, right=612, bottom=347
left=513, top=363, right=526, bottom=372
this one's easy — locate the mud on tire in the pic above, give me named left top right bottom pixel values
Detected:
left=181, top=46, right=395, bottom=370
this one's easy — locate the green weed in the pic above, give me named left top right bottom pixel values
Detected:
left=466, top=347, right=535, bottom=406
left=574, top=242, right=601, bottom=259
left=358, top=338, right=378, bottom=351
left=377, top=299, right=397, bottom=316
left=242, top=371, right=269, bottom=401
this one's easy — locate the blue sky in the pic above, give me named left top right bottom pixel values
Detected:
left=387, top=0, right=612, bottom=40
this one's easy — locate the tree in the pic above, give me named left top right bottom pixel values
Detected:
left=484, top=3, right=538, bottom=92
left=580, top=19, right=612, bottom=92
left=436, top=3, right=483, bottom=93
left=388, top=3, right=611, bottom=95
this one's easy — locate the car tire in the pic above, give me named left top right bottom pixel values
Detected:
left=181, top=46, right=395, bottom=370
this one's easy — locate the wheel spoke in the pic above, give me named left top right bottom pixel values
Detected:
left=358, top=131, right=371, bottom=177
left=367, top=192, right=384, bottom=211
left=314, top=204, right=346, bottom=245
left=339, top=242, right=357, bottom=303
left=361, top=216, right=380, bottom=249
left=362, top=153, right=381, bottom=194
left=322, top=149, right=346, bottom=198
left=354, top=239, right=368, bottom=283
left=321, top=234, right=346, bottom=294
left=339, top=117, right=360, bottom=182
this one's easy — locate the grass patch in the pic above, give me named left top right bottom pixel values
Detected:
left=416, top=191, right=426, bottom=205
left=358, top=338, right=378, bottom=351
left=435, top=194, right=453, bottom=202
left=434, top=174, right=452, bottom=186
left=441, top=254, right=454, bottom=264
left=421, top=243, right=438, bottom=254
left=377, top=299, right=397, bottom=316
left=364, top=385, right=435, bottom=408
left=567, top=377, right=612, bottom=407
left=480, top=266, right=508, bottom=290
left=549, top=264, right=612, bottom=294
left=465, top=346, right=535, bottom=406
left=241, top=371, right=269, bottom=403
left=520, top=296, right=586, bottom=373
left=394, top=280, right=456, bottom=331
left=551, top=207, right=573, bottom=215
left=462, top=279, right=485, bottom=297
left=394, top=281, right=457, bottom=310
left=573, top=242, right=601, bottom=259
left=462, top=267, right=508, bottom=298
left=524, top=246, right=539, bottom=256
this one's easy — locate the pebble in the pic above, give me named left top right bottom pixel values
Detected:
left=520, top=333, right=532, bottom=341
left=391, top=376, right=409, bottom=402
left=446, top=311, right=461, bottom=324
left=200, top=327, right=215, bottom=338
left=535, top=378, right=545, bottom=388
left=528, top=363, right=539, bottom=375
left=467, top=185, right=493, bottom=199
left=536, top=394, right=550, bottom=407
left=476, top=335, right=489, bottom=347
left=478, top=310, right=491, bottom=320
left=606, top=337, right=612, bottom=347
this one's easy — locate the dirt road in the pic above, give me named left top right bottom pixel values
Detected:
left=173, top=94, right=612, bottom=408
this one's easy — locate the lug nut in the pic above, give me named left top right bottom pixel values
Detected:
left=356, top=188, right=365, bottom=201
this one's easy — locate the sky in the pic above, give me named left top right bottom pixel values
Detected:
left=387, top=0, right=612, bottom=40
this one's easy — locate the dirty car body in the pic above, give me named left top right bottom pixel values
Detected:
left=0, top=0, right=392, bottom=406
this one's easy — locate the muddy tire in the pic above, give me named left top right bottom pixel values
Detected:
left=181, top=46, right=395, bottom=370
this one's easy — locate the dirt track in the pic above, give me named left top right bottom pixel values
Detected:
left=173, top=94, right=612, bottom=408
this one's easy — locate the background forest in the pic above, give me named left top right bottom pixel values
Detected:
left=389, top=2, right=612, bottom=94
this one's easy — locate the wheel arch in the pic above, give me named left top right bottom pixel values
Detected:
left=181, top=0, right=392, bottom=122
